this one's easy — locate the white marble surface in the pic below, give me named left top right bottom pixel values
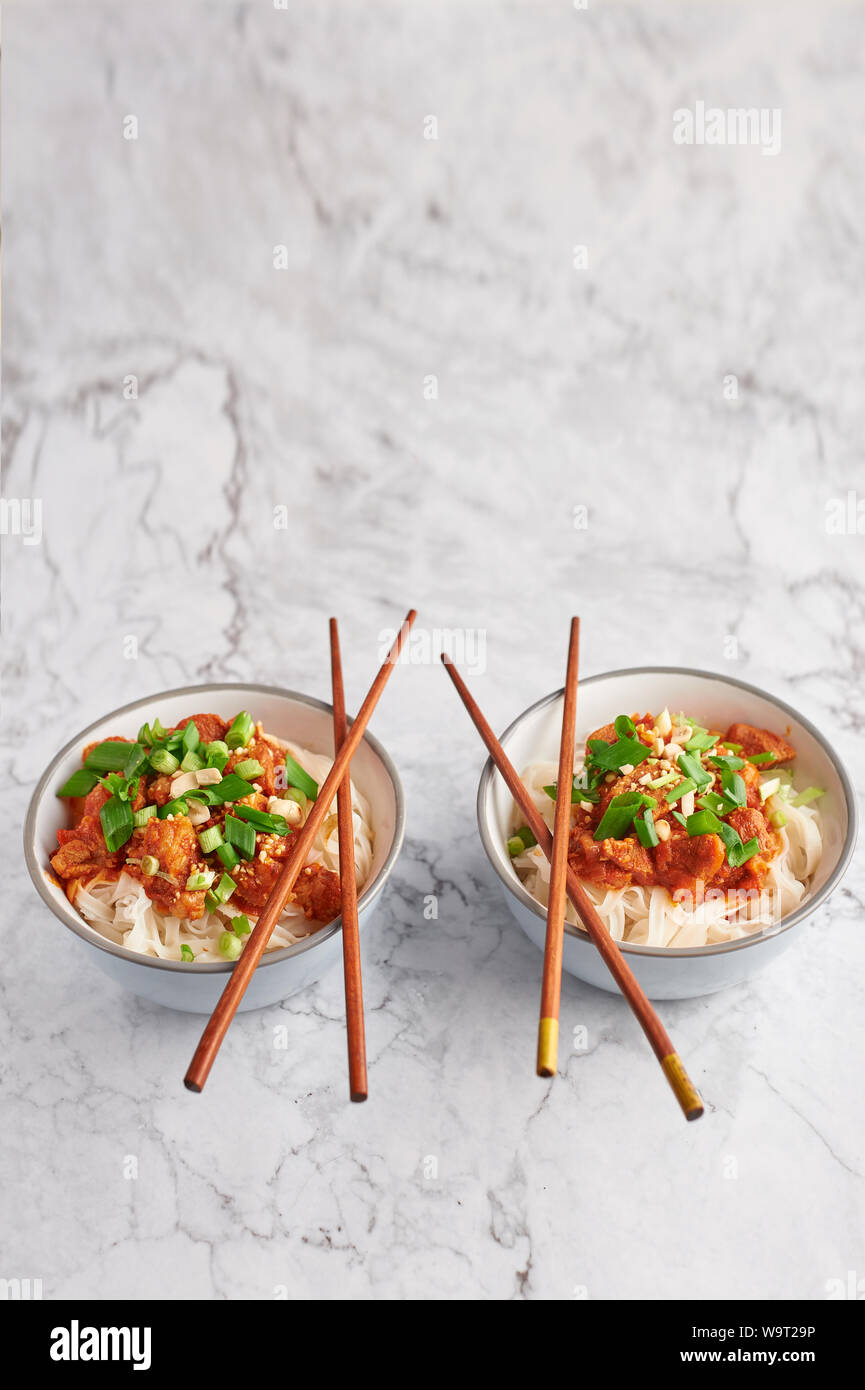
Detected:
left=2, top=1, right=864, bottom=1300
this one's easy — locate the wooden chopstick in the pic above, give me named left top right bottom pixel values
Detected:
left=440, top=653, right=704, bottom=1122
left=537, top=617, right=580, bottom=1078
left=329, top=618, right=368, bottom=1103
left=184, top=609, right=417, bottom=1092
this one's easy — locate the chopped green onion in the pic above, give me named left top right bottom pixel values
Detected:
left=57, top=768, right=101, bottom=798
left=684, top=729, right=716, bottom=753
left=593, top=792, right=653, bottom=842
left=158, top=798, right=190, bottom=819
left=216, top=842, right=240, bottom=870
left=728, top=836, right=760, bottom=868
left=181, top=720, right=200, bottom=753
left=122, top=742, right=147, bottom=779
left=708, top=753, right=745, bottom=771
left=646, top=771, right=677, bottom=790
left=759, top=777, right=781, bottom=802
left=721, top=741, right=743, bottom=753
left=233, top=758, right=264, bottom=781
left=696, top=791, right=734, bottom=817
left=151, top=718, right=168, bottom=740
left=214, top=873, right=236, bottom=903
left=100, top=795, right=134, bottom=852
left=507, top=836, right=525, bottom=858
left=664, top=778, right=697, bottom=804
left=791, top=786, right=825, bottom=807
left=219, top=931, right=243, bottom=961
left=676, top=753, right=712, bottom=790
left=614, top=714, right=636, bottom=739
left=136, top=722, right=153, bottom=746
left=140, top=854, right=160, bottom=877
left=232, top=914, right=252, bottom=936
left=186, top=870, right=216, bottom=891
left=197, top=826, right=224, bottom=855
left=204, top=891, right=221, bottom=914
left=180, top=944, right=195, bottom=962
left=282, top=752, right=318, bottom=801
left=634, top=809, right=659, bottom=849
left=225, top=711, right=255, bottom=750
left=684, top=809, right=722, bottom=839
left=133, top=804, right=158, bottom=827
left=180, top=749, right=205, bottom=773
left=746, top=751, right=777, bottom=765
left=205, top=740, right=230, bottom=771
left=718, top=767, right=747, bottom=808
left=587, top=736, right=650, bottom=773
left=285, top=786, right=309, bottom=810
left=225, top=814, right=257, bottom=860
left=769, top=809, right=788, bottom=829
left=150, top=748, right=180, bottom=775
left=233, top=804, right=289, bottom=836
left=84, top=740, right=136, bottom=773
left=514, top=825, right=538, bottom=850
left=205, top=773, right=256, bottom=804
left=672, top=810, right=688, bottom=829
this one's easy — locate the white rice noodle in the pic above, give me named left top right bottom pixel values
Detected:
left=511, top=755, right=824, bottom=949
left=73, top=737, right=375, bottom=962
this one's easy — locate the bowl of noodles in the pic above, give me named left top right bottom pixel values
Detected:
left=25, top=683, right=405, bottom=1013
left=477, top=668, right=857, bottom=999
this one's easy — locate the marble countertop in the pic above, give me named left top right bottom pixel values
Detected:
left=2, top=1, right=863, bottom=1300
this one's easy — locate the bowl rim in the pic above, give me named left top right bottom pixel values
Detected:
left=476, top=665, right=859, bottom=959
left=24, top=681, right=406, bottom=973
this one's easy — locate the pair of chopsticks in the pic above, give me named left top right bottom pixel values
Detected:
left=441, top=622, right=704, bottom=1122
left=184, top=609, right=417, bottom=1096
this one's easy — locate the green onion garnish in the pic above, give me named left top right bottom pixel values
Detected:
left=684, top=809, right=720, bottom=838
left=84, top=741, right=136, bottom=773
left=507, top=836, right=524, bottom=858
left=233, top=804, right=289, bottom=836
left=122, top=742, right=147, bottom=779
left=676, top=753, right=712, bottom=790
left=746, top=752, right=777, bottom=765
left=197, top=826, right=224, bottom=855
left=225, top=711, right=254, bottom=750
left=180, top=750, right=205, bottom=774
left=769, top=809, right=788, bottom=829
left=133, top=804, right=157, bottom=827
left=158, top=797, right=190, bottom=819
left=186, top=870, right=215, bottom=891
left=614, top=714, right=637, bottom=739
left=225, top=814, right=257, bottom=860
left=181, top=721, right=200, bottom=753
left=282, top=752, right=319, bottom=801
left=721, top=741, right=743, bottom=753
left=634, top=808, right=659, bottom=849
left=218, top=931, right=243, bottom=961
left=180, top=944, right=195, bottom=962
left=718, top=767, right=747, bottom=808
left=137, top=722, right=152, bottom=746
left=205, top=773, right=256, bottom=804
left=233, top=759, right=264, bottom=782
left=151, top=718, right=168, bottom=741
left=708, top=753, right=745, bottom=771
left=140, top=854, right=159, bottom=876
left=587, top=736, right=650, bottom=774
left=791, top=786, right=825, bottom=807
left=150, top=748, right=180, bottom=775
left=205, top=740, right=230, bottom=771
left=672, top=810, right=688, bottom=829
left=514, top=825, right=537, bottom=849
left=593, top=792, right=654, bottom=842
left=232, top=914, right=252, bottom=936
left=684, top=729, right=715, bottom=753
left=664, top=778, right=697, bottom=804
left=216, top=842, right=240, bottom=870
left=646, top=771, right=677, bottom=790
left=56, top=768, right=101, bottom=798
left=215, top=873, right=236, bottom=903
left=727, top=836, right=760, bottom=868
left=100, top=795, right=134, bottom=852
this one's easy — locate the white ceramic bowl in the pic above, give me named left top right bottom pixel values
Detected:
left=477, top=667, right=857, bottom=999
left=25, top=683, right=405, bottom=1013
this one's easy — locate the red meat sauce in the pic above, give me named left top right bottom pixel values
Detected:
left=50, top=713, right=342, bottom=924
left=567, top=715, right=795, bottom=899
